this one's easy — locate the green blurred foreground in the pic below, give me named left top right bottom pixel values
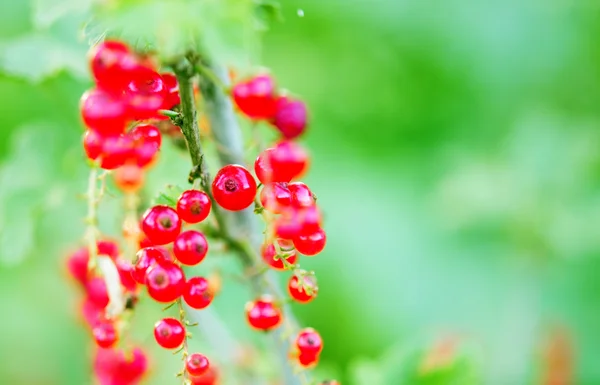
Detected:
left=1, top=0, right=600, bottom=384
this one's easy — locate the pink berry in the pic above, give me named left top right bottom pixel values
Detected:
left=116, top=259, right=137, bottom=292
left=173, top=230, right=208, bottom=266
left=272, top=97, right=308, bottom=139
left=296, top=328, right=323, bottom=356
left=232, top=74, right=278, bottom=120
left=93, top=346, right=148, bottom=385
left=89, top=40, right=140, bottom=92
left=288, top=182, right=315, bottom=208
left=183, top=277, right=213, bottom=309
left=161, top=73, right=181, bottom=109
left=145, top=262, right=185, bottom=303
left=125, top=69, right=166, bottom=120
left=140, top=205, right=182, bottom=245
left=97, top=134, right=133, bottom=170
left=212, top=165, right=257, bottom=211
left=154, top=317, right=186, bottom=349
left=293, top=227, right=326, bottom=256
left=93, top=320, right=118, bottom=348
left=86, top=277, right=109, bottom=309
left=177, top=190, right=211, bottom=224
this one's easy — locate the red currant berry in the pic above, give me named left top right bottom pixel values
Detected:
left=186, top=353, right=210, bottom=377
left=161, top=73, right=181, bottom=109
left=154, top=317, right=186, bottom=349
left=298, top=352, right=319, bottom=368
left=129, top=124, right=162, bottom=149
left=133, top=247, right=170, bottom=284
left=189, top=366, right=219, bottom=385
left=67, top=247, right=90, bottom=285
left=86, top=277, right=109, bottom=308
left=212, top=164, right=257, bottom=211
left=114, top=163, right=145, bottom=192
left=81, top=298, right=103, bottom=327
left=80, top=88, right=128, bottom=135
left=293, top=227, right=326, bottom=256
left=173, top=230, right=208, bottom=266
left=97, top=240, right=120, bottom=259
left=288, top=182, right=316, bottom=208
left=260, top=183, right=292, bottom=213
left=89, top=40, right=139, bottom=92
left=288, top=275, right=318, bottom=303
left=141, top=205, right=182, bottom=245
left=298, top=205, right=322, bottom=235
left=116, top=259, right=137, bottom=292
left=274, top=210, right=303, bottom=240
left=94, top=347, right=147, bottom=385
left=125, top=69, right=167, bottom=120
left=261, top=239, right=297, bottom=270
left=272, top=97, right=308, bottom=139
left=83, top=130, right=104, bottom=161
left=93, top=320, right=118, bottom=348
left=177, top=190, right=211, bottom=224
left=269, top=140, right=309, bottom=181
left=232, top=74, right=277, bottom=120
left=245, top=296, right=282, bottom=331
left=255, top=148, right=287, bottom=184
left=97, top=134, right=134, bottom=170
left=145, top=262, right=185, bottom=303
left=296, top=328, right=323, bottom=356
left=183, top=277, right=213, bottom=309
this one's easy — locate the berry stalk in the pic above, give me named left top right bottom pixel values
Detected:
left=173, top=57, right=306, bottom=385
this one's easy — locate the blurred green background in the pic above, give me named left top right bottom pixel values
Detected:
left=1, top=0, right=599, bottom=384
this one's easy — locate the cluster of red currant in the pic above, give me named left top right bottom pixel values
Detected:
left=66, top=38, right=337, bottom=385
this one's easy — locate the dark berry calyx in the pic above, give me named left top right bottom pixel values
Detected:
left=224, top=179, right=238, bottom=192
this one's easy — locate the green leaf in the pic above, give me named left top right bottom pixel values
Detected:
left=153, top=184, right=186, bottom=207
left=0, top=33, right=87, bottom=82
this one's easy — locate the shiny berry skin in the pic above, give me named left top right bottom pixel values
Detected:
left=97, top=135, right=133, bottom=170
left=212, top=164, right=257, bottom=211
left=154, top=317, right=186, bottom=349
left=125, top=68, right=167, bottom=120
left=272, top=97, right=308, bottom=139
left=80, top=88, right=128, bottom=135
left=261, top=239, right=297, bottom=270
left=288, top=182, right=316, bottom=208
left=161, top=73, right=181, bottom=109
left=83, top=130, right=104, bottom=161
left=232, top=74, right=278, bottom=120
left=298, top=352, right=319, bottom=367
left=133, top=247, right=170, bottom=284
left=298, top=205, right=322, bottom=235
left=269, top=140, right=309, bottom=181
left=245, top=296, right=282, bottom=331
left=141, top=205, right=182, bottom=245
left=274, top=210, right=303, bottom=240
left=116, top=259, right=137, bottom=292
left=173, top=230, right=208, bottom=266
left=296, top=328, right=323, bottom=356
left=189, top=366, right=219, bottom=385
left=177, top=190, right=211, bottom=224
left=145, top=262, right=185, bottom=303
left=86, top=277, right=109, bottom=308
left=183, top=277, right=213, bottom=309
left=93, top=320, right=118, bottom=348
left=186, top=353, right=210, bottom=377
left=114, top=164, right=144, bottom=192
left=89, top=40, right=140, bottom=92
left=260, top=183, right=291, bottom=213
left=293, top=227, right=326, bottom=256
left=254, top=148, right=288, bottom=184
left=288, top=275, right=318, bottom=303
left=129, top=124, right=162, bottom=149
